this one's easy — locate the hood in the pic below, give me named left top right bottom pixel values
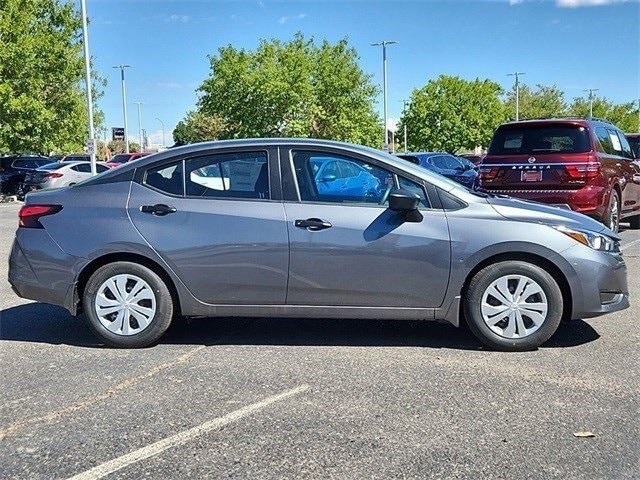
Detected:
left=486, top=195, right=619, bottom=239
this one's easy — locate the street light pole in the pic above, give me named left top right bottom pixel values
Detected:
left=156, top=118, right=165, bottom=148
left=113, top=64, right=131, bottom=153
left=134, top=101, right=143, bottom=152
left=583, top=88, right=599, bottom=119
left=401, top=99, right=409, bottom=153
left=372, top=40, right=398, bottom=151
left=507, top=72, right=526, bottom=121
left=79, top=0, right=97, bottom=175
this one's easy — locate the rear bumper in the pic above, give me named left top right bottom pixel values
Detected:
left=484, top=186, right=608, bottom=219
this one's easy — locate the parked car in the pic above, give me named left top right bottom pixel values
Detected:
left=479, top=118, right=640, bottom=232
left=105, top=152, right=150, bottom=169
left=22, top=161, right=110, bottom=192
left=397, top=152, right=478, bottom=189
left=626, top=133, right=640, bottom=159
left=10, top=139, right=628, bottom=351
left=60, top=154, right=91, bottom=163
left=0, top=155, right=51, bottom=195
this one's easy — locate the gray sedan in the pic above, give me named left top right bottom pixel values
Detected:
left=9, top=139, right=629, bottom=350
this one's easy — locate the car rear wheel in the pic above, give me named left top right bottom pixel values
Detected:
left=463, top=261, right=563, bottom=351
left=603, top=190, right=620, bottom=233
left=82, top=261, right=174, bottom=348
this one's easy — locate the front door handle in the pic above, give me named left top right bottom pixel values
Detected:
left=295, top=218, right=332, bottom=231
left=140, top=204, right=177, bottom=216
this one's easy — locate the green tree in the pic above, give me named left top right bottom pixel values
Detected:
left=196, top=33, right=380, bottom=146
left=0, top=0, right=105, bottom=154
left=173, top=111, right=225, bottom=145
left=504, top=84, right=567, bottom=121
left=107, top=140, right=139, bottom=154
left=400, top=75, right=506, bottom=153
left=569, top=96, right=639, bottom=132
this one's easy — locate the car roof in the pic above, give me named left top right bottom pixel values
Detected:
left=499, top=117, right=620, bottom=130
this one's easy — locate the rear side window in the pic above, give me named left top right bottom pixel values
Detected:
left=185, top=151, right=269, bottom=199
left=71, top=164, right=92, bottom=173
left=616, top=131, right=633, bottom=159
left=39, top=163, right=66, bottom=171
left=489, top=125, right=590, bottom=155
left=595, top=127, right=614, bottom=154
left=145, top=161, right=184, bottom=196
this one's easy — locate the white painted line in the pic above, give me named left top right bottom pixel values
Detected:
left=66, top=384, right=309, bottom=480
left=621, top=238, right=640, bottom=251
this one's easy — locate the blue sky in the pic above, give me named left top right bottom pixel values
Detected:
left=85, top=0, right=640, bottom=146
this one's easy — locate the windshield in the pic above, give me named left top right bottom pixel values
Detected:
left=489, top=124, right=590, bottom=155
left=110, top=154, right=131, bottom=164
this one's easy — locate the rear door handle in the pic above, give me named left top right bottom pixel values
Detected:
left=140, top=204, right=177, bottom=216
left=295, top=218, right=332, bottom=231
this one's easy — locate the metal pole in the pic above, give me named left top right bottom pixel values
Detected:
left=583, top=88, right=599, bottom=119
left=156, top=117, right=165, bottom=147
left=113, top=65, right=131, bottom=153
left=507, top=72, right=525, bottom=121
left=135, top=101, right=143, bottom=152
left=637, top=98, right=640, bottom=134
left=80, top=0, right=96, bottom=175
left=402, top=99, right=408, bottom=153
left=372, top=41, right=397, bottom=151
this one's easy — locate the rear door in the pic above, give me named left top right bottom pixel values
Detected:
left=281, top=147, right=451, bottom=308
left=128, top=148, right=289, bottom=305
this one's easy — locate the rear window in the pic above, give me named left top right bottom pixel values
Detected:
left=111, top=154, right=131, bottom=164
left=38, top=163, right=66, bottom=171
left=489, top=124, right=590, bottom=155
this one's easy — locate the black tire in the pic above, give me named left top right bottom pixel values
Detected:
left=82, top=261, right=174, bottom=348
left=463, top=261, right=563, bottom=351
left=603, top=189, right=620, bottom=233
left=628, top=215, right=640, bottom=230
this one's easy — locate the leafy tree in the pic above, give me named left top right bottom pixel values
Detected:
left=504, top=84, right=567, bottom=121
left=107, top=140, right=139, bottom=154
left=196, top=33, right=381, bottom=146
left=0, top=0, right=105, bottom=154
left=568, top=96, right=639, bottom=132
left=400, top=75, right=506, bottom=153
left=173, top=111, right=225, bottom=145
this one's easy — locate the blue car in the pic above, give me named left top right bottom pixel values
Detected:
left=310, top=156, right=384, bottom=201
left=397, top=152, right=478, bottom=189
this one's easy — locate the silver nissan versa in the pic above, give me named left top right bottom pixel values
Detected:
left=8, top=139, right=629, bottom=350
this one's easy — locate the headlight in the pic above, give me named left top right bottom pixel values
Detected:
left=553, top=225, right=619, bottom=252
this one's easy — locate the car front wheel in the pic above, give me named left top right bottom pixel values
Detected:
left=82, top=261, right=174, bottom=348
left=463, top=261, right=563, bottom=351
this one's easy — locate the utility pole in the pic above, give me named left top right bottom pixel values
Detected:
left=134, top=101, right=143, bottom=152
left=372, top=40, right=398, bottom=151
left=156, top=117, right=166, bottom=148
left=507, top=72, right=526, bottom=121
left=79, top=0, right=97, bottom=175
left=401, top=99, right=409, bottom=153
left=113, top=64, right=131, bottom=153
left=583, top=88, right=599, bottom=119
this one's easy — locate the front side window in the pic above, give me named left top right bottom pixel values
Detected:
left=185, top=151, right=269, bottom=199
left=615, top=131, right=633, bottom=159
left=398, top=176, right=430, bottom=208
left=292, top=150, right=394, bottom=205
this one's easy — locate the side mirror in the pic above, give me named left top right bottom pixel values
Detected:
left=389, top=189, right=420, bottom=212
left=320, top=174, right=337, bottom=182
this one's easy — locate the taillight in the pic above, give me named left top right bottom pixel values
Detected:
left=44, top=172, right=63, bottom=178
left=18, top=205, right=62, bottom=228
left=565, top=162, right=601, bottom=180
left=479, top=166, right=499, bottom=180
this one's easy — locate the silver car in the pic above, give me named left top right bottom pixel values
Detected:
left=9, top=139, right=629, bottom=350
left=23, top=161, right=110, bottom=191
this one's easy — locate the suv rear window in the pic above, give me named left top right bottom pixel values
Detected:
left=488, top=124, right=590, bottom=155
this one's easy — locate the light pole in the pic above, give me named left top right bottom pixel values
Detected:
left=372, top=40, right=398, bottom=151
left=401, top=99, right=409, bottom=153
left=507, top=72, right=526, bottom=121
left=156, top=117, right=165, bottom=148
left=79, top=0, right=97, bottom=175
left=134, top=101, right=143, bottom=152
left=637, top=98, right=640, bottom=134
left=113, top=64, right=131, bottom=153
left=584, top=88, right=599, bottom=119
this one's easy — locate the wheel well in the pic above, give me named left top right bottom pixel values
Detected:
left=460, top=252, right=573, bottom=322
left=76, top=253, right=181, bottom=316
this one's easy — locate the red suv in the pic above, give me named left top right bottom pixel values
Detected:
left=105, top=152, right=150, bottom=169
left=479, top=118, right=640, bottom=232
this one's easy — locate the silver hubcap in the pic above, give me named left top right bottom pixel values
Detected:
left=481, top=275, right=548, bottom=339
left=94, top=274, right=156, bottom=336
left=610, top=195, right=619, bottom=231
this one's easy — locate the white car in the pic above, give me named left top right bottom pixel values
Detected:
left=23, top=161, right=109, bottom=191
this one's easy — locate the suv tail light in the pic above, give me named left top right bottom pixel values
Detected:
left=18, top=205, right=63, bottom=228
left=479, top=166, right=499, bottom=180
left=565, top=161, right=601, bottom=180
left=44, top=172, right=63, bottom=178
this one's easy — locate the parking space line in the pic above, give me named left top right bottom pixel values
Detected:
left=621, top=239, right=640, bottom=251
left=66, top=384, right=310, bottom=480
left=0, top=346, right=206, bottom=441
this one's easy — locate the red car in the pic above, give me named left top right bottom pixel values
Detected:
left=479, top=118, right=640, bottom=232
left=105, top=152, right=150, bottom=169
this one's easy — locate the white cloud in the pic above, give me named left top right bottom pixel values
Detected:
left=509, top=0, right=524, bottom=5
left=165, top=14, right=190, bottom=23
left=278, top=13, right=307, bottom=25
left=145, top=129, right=174, bottom=149
left=556, top=0, right=630, bottom=7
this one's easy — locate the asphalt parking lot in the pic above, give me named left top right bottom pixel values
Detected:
left=0, top=201, right=638, bottom=479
